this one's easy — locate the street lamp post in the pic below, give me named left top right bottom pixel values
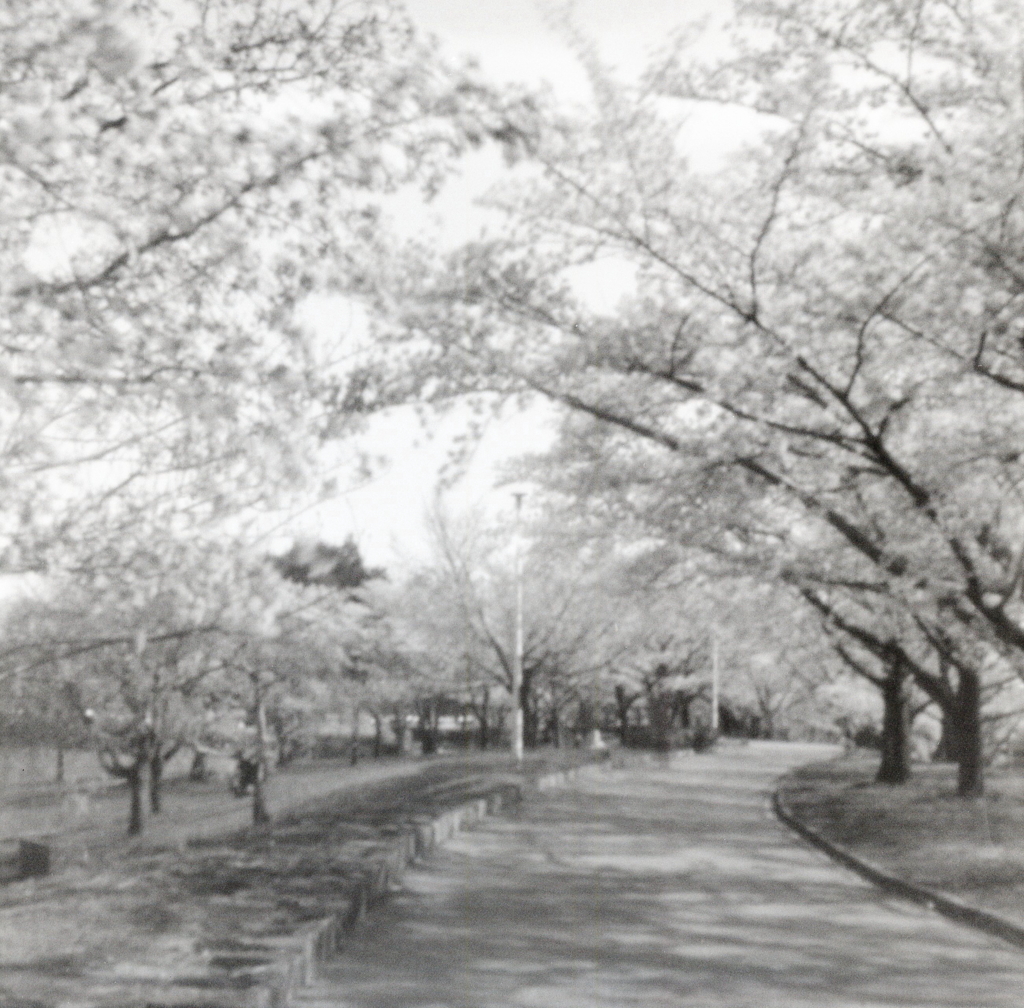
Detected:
left=511, top=492, right=525, bottom=763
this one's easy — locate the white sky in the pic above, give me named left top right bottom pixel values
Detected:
left=288, top=0, right=740, bottom=571
left=403, top=0, right=731, bottom=89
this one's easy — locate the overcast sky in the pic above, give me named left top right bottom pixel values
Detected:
left=403, top=0, right=730, bottom=91
left=291, top=0, right=737, bottom=569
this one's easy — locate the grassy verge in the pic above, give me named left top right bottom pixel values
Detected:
left=0, top=750, right=593, bottom=1007
left=778, top=752, right=1024, bottom=924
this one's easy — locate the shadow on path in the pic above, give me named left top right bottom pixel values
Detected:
left=307, top=743, right=1024, bottom=1008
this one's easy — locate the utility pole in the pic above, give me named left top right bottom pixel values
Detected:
left=511, top=491, right=525, bottom=763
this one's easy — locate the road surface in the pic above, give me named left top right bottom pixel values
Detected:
left=301, top=742, right=1024, bottom=1008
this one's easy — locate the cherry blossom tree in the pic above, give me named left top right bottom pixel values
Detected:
left=363, top=0, right=1024, bottom=795
left=0, top=0, right=513, bottom=578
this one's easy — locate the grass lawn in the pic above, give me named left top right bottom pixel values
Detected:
left=0, top=751, right=593, bottom=1007
left=778, top=752, right=1024, bottom=925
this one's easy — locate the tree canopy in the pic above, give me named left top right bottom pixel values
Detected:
left=360, top=0, right=1024, bottom=794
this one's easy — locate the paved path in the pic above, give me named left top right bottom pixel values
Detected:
left=302, top=742, right=1024, bottom=1008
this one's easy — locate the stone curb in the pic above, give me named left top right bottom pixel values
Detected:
left=257, top=765, right=601, bottom=1007
left=772, top=787, right=1024, bottom=953
left=101, top=763, right=600, bottom=1008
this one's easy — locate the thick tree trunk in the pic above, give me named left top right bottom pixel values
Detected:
left=932, top=706, right=960, bottom=762
left=649, top=692, right=673, bottom=753
left=876, top=662, right=911, bottom=785
left=188, top=750, right=208, bottom=781
left=954, top=668, right=984, bottom=798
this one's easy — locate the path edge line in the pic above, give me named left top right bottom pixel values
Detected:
left=772, top=786, right=1024, bottom=952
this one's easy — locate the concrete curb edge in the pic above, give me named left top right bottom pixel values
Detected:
left=772, top=786, right=1024, bottom=953
left=260, top=763, right=601, bottom=1006
left=127, top=761, right=601, bottom=1007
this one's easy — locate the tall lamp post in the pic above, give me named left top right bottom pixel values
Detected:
left=511, top=491, right=525, bottom=763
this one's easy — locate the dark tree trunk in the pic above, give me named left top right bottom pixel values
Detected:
left=99, top=744, right=148, bottom=836
left=477, top=688, right=490, bottom=750
left=418, top=698, right=438, bottom=755
left=520, top=676, right=538, bottom=750
left=522, top=707, right=539, bottom=749
left=614, top=685, right=637, bottom=745
left=649, top=692, right=673, bottom=753
left=251, top=765, right=270, bottom=825
left=929, top=654, right=959, bottom=763
left=876, top=658, right=911, bottom=785
left=127, top=762, right=144, bottom=836
left=149, top=751, right=163, bottom=814
left=188, top=750, right=208, bottom=781
left=954, top=668, right=984, bottom=798
left=932, top=707, right=960, bottom=762
left=349, top=705, right=360, bottom=765
left=55, top=745, right=65, bottom=785
left=548, top=707, right=562, bottom=748
left=372, top=713, right=382, bottom=758
left=494, top=708, right=508, bottom=749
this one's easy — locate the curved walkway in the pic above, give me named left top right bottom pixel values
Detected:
left=302, top=742, right=1024, bottom=1008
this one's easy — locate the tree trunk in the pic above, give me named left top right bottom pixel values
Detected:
left=350, top=705, right=360, bottom=765
left=127, top=762, right=144, bottom=836
left=251, top=678, right=270, bottom=826
left=522, top=705, right=538, bottom=749
left=393, top=705, right=410, bottom=753
left=876, top=660, right=911, bottom=785
left=954, top=668, right=984, bottom=798
left=149, top=751, right=163, bottom=814
left=372, top=713, right=382, bottom=758
left=548, top=708, right=562, bottom=748
left=477, top=688, right=490, bottom=750
left=932, top=707, right=960, bottom=762
left=614, top=685, right=635, bottom=746
left=55, top=745, right=65, bottom=785
left=188, top=750, right=208, bottom=781
left=520, top=676, right=537, bottom=750
left=418, top=698, right=437, bottom=755
left=649, top=692, right=672, bottom=753
left=675, top=691, right=692, bottom=730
